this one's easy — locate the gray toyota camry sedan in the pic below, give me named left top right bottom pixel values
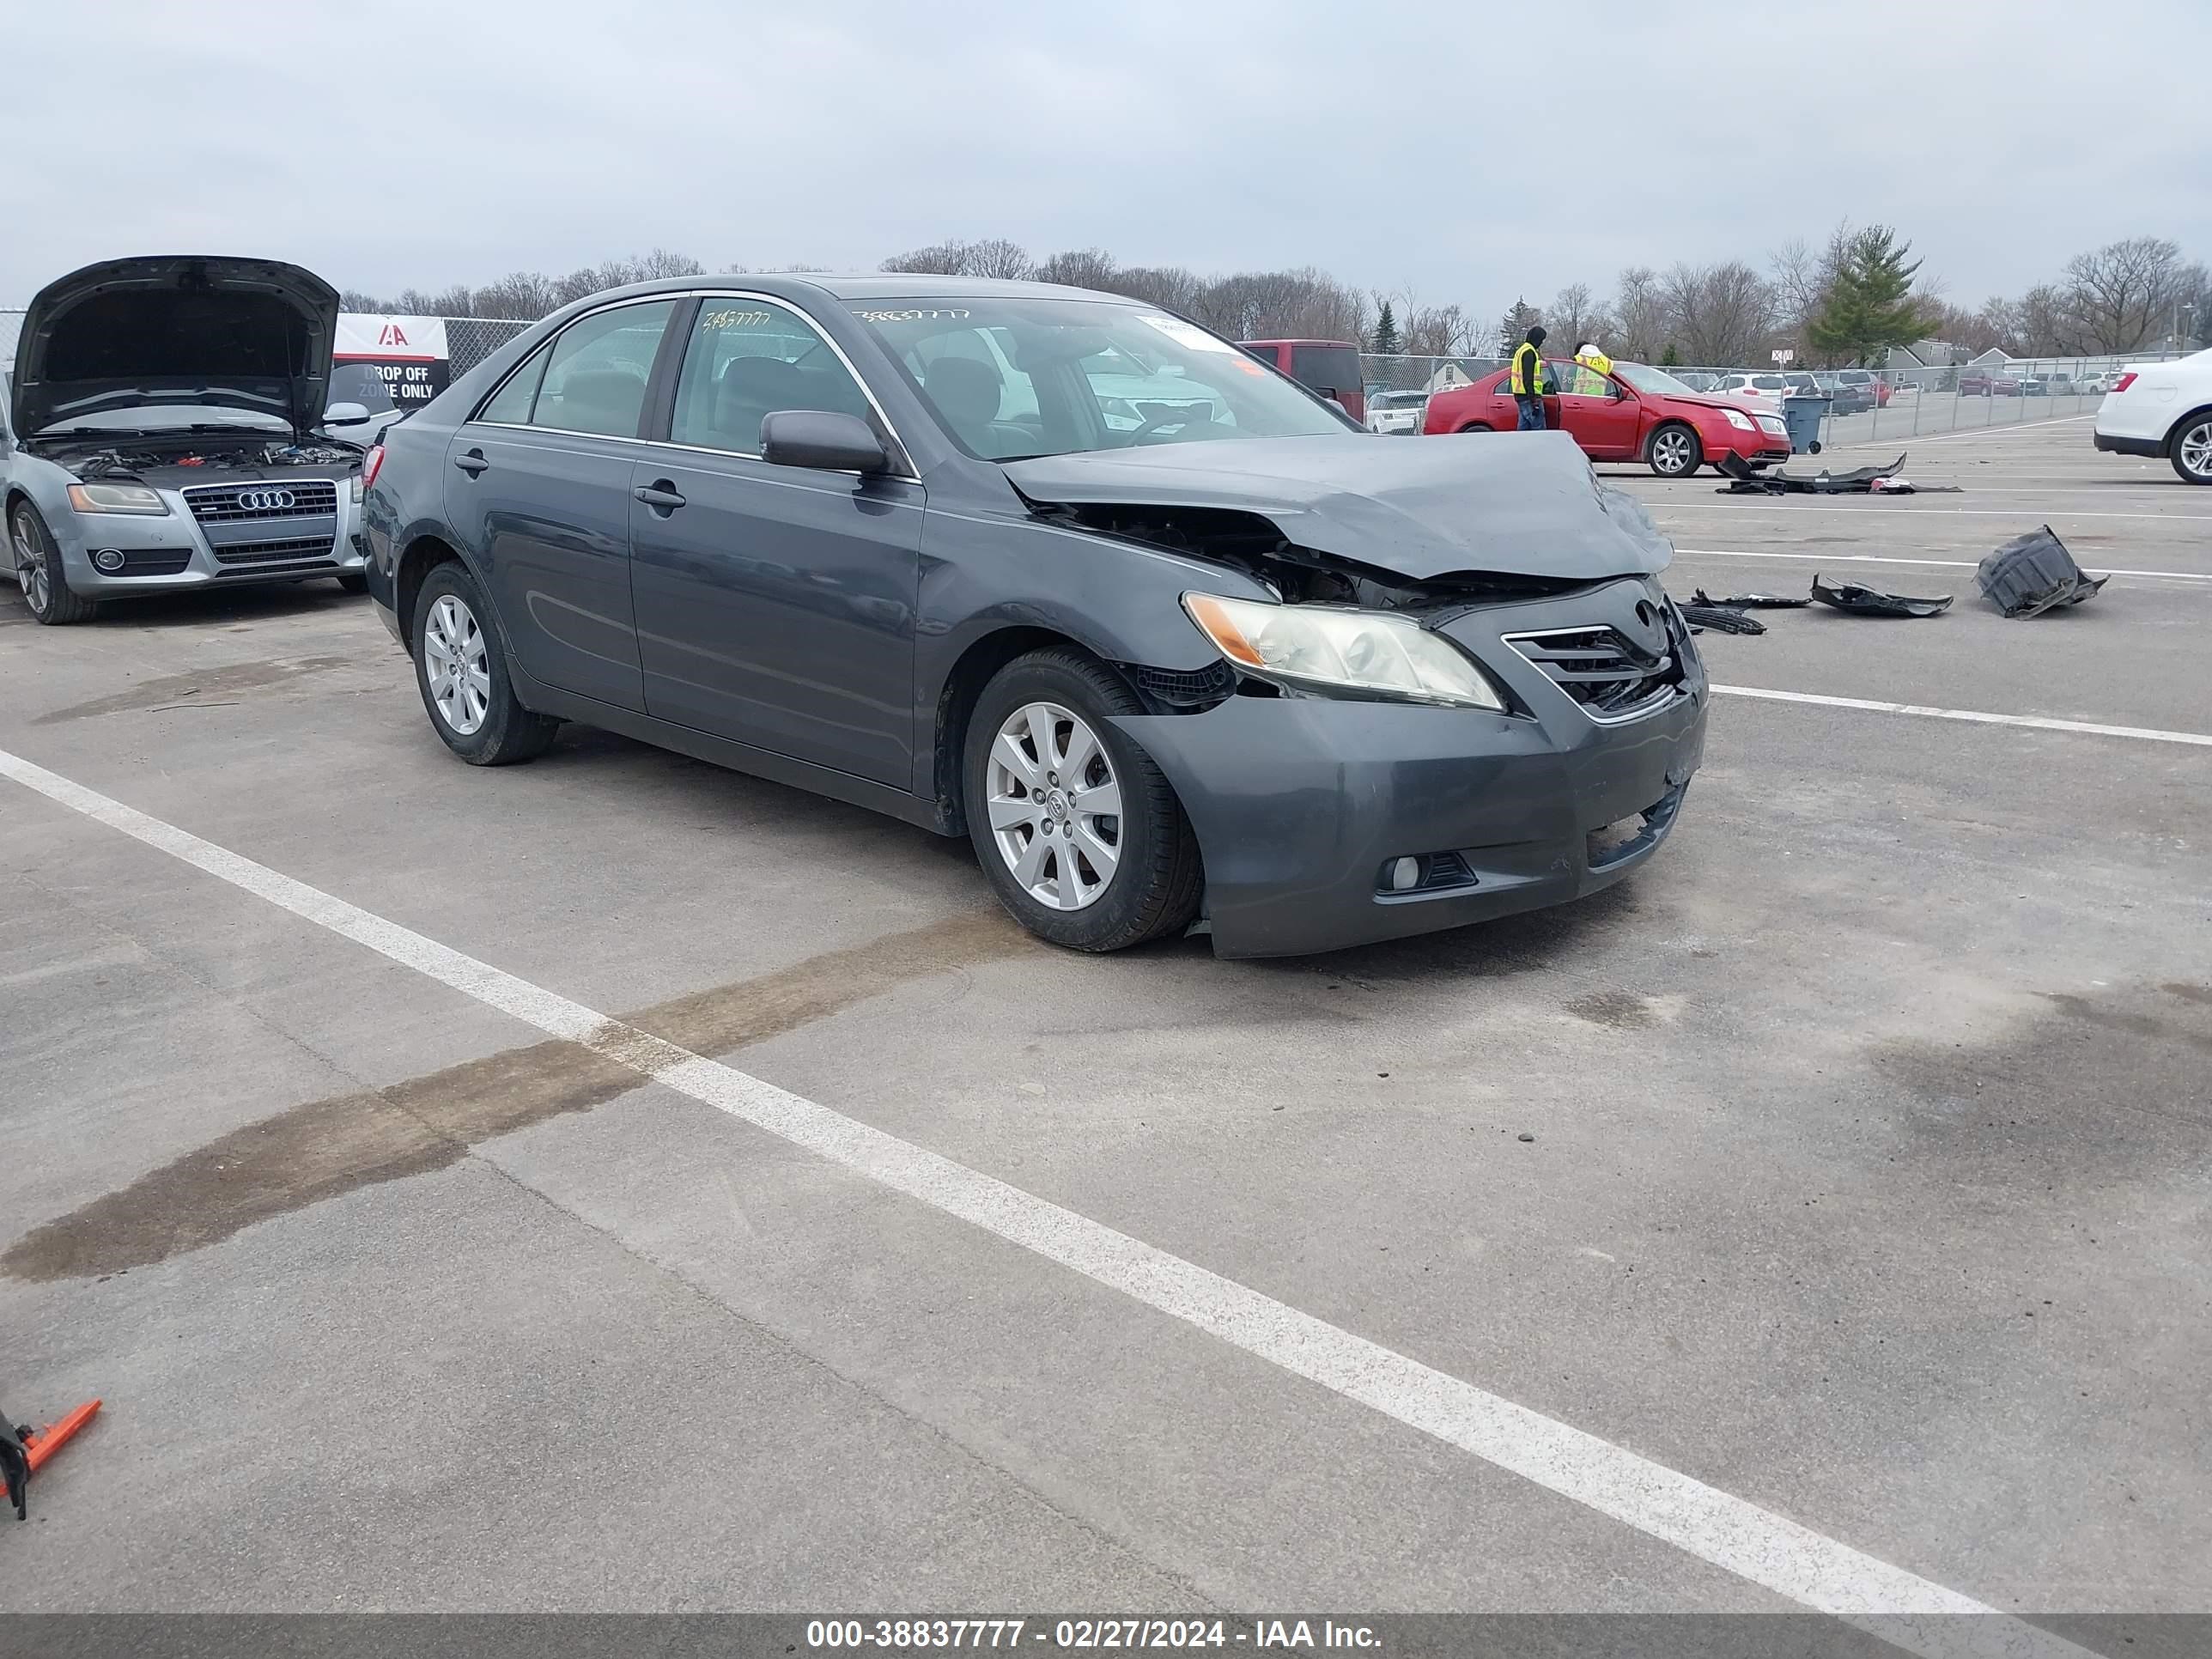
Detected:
left=362, top=276, right=1705, bottom=957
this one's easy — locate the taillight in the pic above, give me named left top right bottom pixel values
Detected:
left=362, top=444, right=386, bottom=492
left=2112, top=373, right=2137, bottom=394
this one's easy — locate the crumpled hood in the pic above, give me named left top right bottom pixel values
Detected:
left=11, top=256, right=339, bottom=439
left=1003, top=431, right=1672, bottom=581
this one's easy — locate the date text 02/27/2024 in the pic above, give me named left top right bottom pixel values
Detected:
left=805, top=1620, right=1382, bottom=1650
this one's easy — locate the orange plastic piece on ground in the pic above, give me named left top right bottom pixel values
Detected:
left=22, top=1400, right=100, bottom=1473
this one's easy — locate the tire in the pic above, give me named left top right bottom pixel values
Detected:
left=336, top=572, right=370, bottom=594
left=410, top=561, right=560, bottom=765
left=9, top=501, right=98, bottom=624
left=963, top=648, right=1202, bottom=952
left=1456, top=422, right=1493, bottom=434
left=2171, top=410, right=2212, bottom=485
left=1646, top=422, right=1702, bottom=478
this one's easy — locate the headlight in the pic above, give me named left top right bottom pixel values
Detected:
left=66, top=483, right=169, bottom=515
left=1722, top=407, right=1754, bottom=431
left=1182, top=592, right=1505, bottom=709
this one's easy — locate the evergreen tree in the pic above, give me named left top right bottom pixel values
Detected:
left=1809, top=227, right=1927, bottom=365
left=1371, top=301, right=1401, bottom=355
left=1498, top=296, right=1542, bottom=352
left=1659, top=343, right=1680, bottom=367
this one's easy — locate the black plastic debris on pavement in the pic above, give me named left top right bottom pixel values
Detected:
left=1692, top=588, right=1810, bottom=609
left=1808, top=574, right=1954, bottom=617
left=1977, top=525, right=2110, bottom=617
left=1717, top=452, right=1911, bottom=494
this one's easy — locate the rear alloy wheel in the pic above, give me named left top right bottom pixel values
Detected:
left=1647, top=422, right=1702, bottom=478
left=2172, top=413, right=2212, bottom=485
left=10, top=501, right=98, bottom=624
left=964, top=649, right=1201, bottom=951
left=411, top=562, right=560, bottom=765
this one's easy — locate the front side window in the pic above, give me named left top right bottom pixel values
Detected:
left=670, top=300, right=872, bottom=455
left=849, top=299, right=1349, bottom=460
left=327, top=362, right=397, bottom=416
left=532, top=301, right=678, bottom=438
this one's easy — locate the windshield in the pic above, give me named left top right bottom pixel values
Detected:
left=1613, top=362, right=1698, bottom=397
left=848, top=297, right=1354, bottom=460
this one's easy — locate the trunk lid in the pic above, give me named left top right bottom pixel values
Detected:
left=1004, top=431, right=1672, bottom=581
left=9, top=256, right=340, bottom=440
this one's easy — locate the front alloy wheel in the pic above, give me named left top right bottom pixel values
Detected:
left=1648, top=423, right=1701, bottom=478
left=987, top=701, right=1122, bottom=910
left=10, top=502, right=96, bottom=624
left=2175, top=416, right=2212, bottom=484
left=963, top=648, right=1202, bottom=951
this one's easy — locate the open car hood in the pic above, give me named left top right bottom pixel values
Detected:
left=1004, top=431, right=1672, bottom=581
left=10, top=256, right=339, bottom=440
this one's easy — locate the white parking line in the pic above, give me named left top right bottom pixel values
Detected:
left=1713, top=685, right=2212, bottom=747
left=1675, top=547, right=2212, bottom=583
left=0, top=743, right=2094, bottom=1659
left=1656, top=504, right=2211, bottom=523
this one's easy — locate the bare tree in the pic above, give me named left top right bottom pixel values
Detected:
left=1099, top=265, right=1206, bottom=314
left=1400, top=302, right=1475, bottom=357
left=1662, top=261, right=1775, bottom=366
left=2059, top=236, right=2191, bottom=352
left=880, top=240, right=974, bottom=276
left=1611, top=265, right=1668, bottom=361
left=963, top=238, right=1034, bottom=281
left=1035, top=247, right=1119, bottom=289
left=1769, top=235, right=1823, bottom=337
left=1547, top=283, right=1613, bottom=353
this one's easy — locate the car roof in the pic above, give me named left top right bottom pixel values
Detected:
left=758, top=273, right=1140, bottom=303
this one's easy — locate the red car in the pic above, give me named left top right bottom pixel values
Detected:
left=1238, top=338, right=1364, bottom=422
left=1422, top=358, right=1794, bottom=477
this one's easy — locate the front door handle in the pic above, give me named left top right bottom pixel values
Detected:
left=453, top=449, right=489, bottom=477
left=634, top=481, right=687, bottom=512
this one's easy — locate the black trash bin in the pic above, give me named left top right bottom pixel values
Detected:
left=1781, top=393, right=1831, bottom=454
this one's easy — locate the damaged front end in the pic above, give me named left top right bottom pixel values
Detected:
left=1003, top=452, right=1706, bottom=957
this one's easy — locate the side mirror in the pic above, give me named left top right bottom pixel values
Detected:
left=760, top=409, right=892, bottom=475
left=323, top=403, right=372, bottom=426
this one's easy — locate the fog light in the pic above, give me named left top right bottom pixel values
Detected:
left=1387, top=856, right=1422, bottom=892
left=92, top=548, right=126, bottom=573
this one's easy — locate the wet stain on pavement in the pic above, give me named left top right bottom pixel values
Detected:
left=3, top=910, right=1030, bottom=1281
left=1869, top=981, right=2212, bottom=1164
left=1564, top=988, right=1655, bottom=1029
left=35, top=656, right=359, bottom=724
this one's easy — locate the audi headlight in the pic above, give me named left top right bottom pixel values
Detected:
left=66, top=483, right=169, bottom=515
left=1182, top=592, right=1504, bottom=709
left=1722, top=406, right=1754, bottom=431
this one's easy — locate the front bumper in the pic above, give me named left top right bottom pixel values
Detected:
left=46, top=481, right=365, bottom=596
left=1117, top=579, right=1708, bottom=958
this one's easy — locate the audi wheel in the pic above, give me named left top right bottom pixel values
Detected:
left=10, top=501, right=97, bottom=625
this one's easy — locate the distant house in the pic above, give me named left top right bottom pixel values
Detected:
left=1969, top=346, right=2016, bottom=366
left=1884, top=339, right=1969, bottom=370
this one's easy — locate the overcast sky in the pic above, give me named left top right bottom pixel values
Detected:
left=5, top=0, right=2207, bottom=313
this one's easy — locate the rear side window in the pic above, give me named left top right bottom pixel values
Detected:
left=532, top=301, right=678, bottom=438
left=669, top=300, right=872, bottom=455
left=1290, top=344, right=1359, bottom=395
left=1242, top=344, right=1279, bottom=368
left=477, top=342, right=550, bottom=425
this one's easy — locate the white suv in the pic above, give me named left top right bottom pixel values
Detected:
left=2092, top=350, right=2212, bottom=483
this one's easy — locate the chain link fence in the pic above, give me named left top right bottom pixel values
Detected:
left=442, top=316, right=534, bottom=375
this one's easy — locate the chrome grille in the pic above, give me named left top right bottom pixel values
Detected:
left=183, top=480, right=339, bottom=523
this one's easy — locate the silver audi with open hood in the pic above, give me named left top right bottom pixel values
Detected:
left=360, top=272, right=1705, bottom=957
left=3, top=255, right=376, bottom=624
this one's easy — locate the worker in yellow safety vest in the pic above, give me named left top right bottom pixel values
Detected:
left=1571, top=340, right=1614, bottom=396
left=1510, top=325, right=1549, bottom=429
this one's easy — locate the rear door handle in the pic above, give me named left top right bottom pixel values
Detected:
left=453, top=449, right=489, bottom=477
left=634, top=482, right=687, bottom=512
